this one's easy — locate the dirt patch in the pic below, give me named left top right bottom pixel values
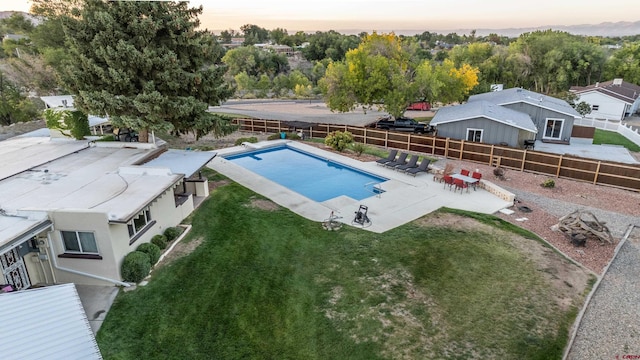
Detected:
left=154, top=236, right=204, bottom=270
left=244, top=196, right=280, bottom=211
left=0, top=120, right=47, bottom=140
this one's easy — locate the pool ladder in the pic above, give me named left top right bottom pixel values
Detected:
left=365, top=182, right=384, bottom=198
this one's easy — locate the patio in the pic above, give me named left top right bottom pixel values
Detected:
left=208, top=141, right=514, bottom=233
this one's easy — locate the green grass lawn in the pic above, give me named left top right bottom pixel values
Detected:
left=97, top=181, right=590, bottom=359
left=593, top=129, right=640, bottom=152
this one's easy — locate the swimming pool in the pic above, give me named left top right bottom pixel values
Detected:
left=225, top=146, right=388, bottom=202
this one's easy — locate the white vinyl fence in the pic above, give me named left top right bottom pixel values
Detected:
left=575, top=117, right=640, bottom=147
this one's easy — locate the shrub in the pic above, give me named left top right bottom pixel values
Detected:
left=151, top=234, right=168, bottom=250
left=267, top=133, right=281, bottom=140
left=163, top=227, right=183, bottom=242
left=350, top=142, right=367, bottom=156
left=541, top=179, right=555, bottom=188
left=234, top=137, right=258, bottom=146
left=324, top=131, right=354, bottom=152
left=121, top=251, right=151, bottom=283
left=137, top=242, right=162, bottom=265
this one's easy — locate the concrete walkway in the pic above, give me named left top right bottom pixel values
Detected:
left=209, top=140, right=513, bottom=233
left=75, top=284, right=119, bottom=335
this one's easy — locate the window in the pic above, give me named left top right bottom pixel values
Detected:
left=543, top=118, right=564, bottom=140
left=466, top=128, right=483, bottom=142
left=591, top=104, right=599, bottom=111
left=61, top=231, right=98, bottom=254
left=127, top=208, right=152, bottom=238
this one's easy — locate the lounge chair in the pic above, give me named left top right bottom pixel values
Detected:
left=406, top=159, right=431, bottom=176
left=376, top=149, right=398, bottom=166
left=384, top=152, right=409, bottom=168
left=395, top=154, right=419, bottom=171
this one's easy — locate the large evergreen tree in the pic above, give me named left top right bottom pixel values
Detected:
left=61, top=0, right=234, bottom=142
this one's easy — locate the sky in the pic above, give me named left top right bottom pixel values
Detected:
left=3, top=0, right=639, bottom=34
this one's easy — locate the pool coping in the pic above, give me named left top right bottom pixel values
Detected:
left=208, top=140, right=513, bottom=233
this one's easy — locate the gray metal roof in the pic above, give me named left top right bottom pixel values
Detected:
left=40, top=95, right=74, bottom=109
left=0, top=283, right=102, bottom=360
left=430, top=101, right=538, bottom=133
left=141, top=149, right=217, bottom=178
left=468, top=88, right=581, bottom=118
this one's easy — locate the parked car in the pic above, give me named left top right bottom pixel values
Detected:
left=406, top=101, right=431, bottom=111
left=374, top=116, right=435, bottom=134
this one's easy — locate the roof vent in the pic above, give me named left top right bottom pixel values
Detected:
left=613, top=78, right=623, bottom=86
left=595, top=82, right=599, bottom=87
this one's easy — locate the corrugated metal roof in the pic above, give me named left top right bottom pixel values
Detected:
left=468, top=88, right=581, bottom=118
left=430, top=101, right=538, bottom=133
left=0, top=283, right=102, bottom=360
left=141, top=149, right=217, bottom=178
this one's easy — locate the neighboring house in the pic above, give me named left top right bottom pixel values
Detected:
left=467, top=88, right=582, bottom=144
left=570, top=78, right=640, bottom=120
left=430, top=100, right=537, bottom=148
left=0, top=283, right=102, bottom=359
left=0, top=135, right=213, bottom=289
left=2, top=33, right=29, bottom=42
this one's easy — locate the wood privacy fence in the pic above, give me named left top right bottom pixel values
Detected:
left=233, top=118, right=640, bottom=192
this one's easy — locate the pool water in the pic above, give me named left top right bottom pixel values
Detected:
left=225, top=146, right=387, bottom=202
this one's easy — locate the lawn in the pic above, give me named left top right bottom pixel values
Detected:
left=593, top=129, right=640, bottom=152
left=97, top=180, right=592, bottom=359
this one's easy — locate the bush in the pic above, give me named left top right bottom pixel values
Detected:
left=541, top=179, right=555, bottom=188
left=267, top=133, right=281, bottom=140
left=234, top=137, right=258, bottom=146
left=163, top=227, right=183, bottom=242
left=137, top=242, right=162, bottom=265
left=324, top=131, right=354, bottom=152
left=121, top=251, right=151, bottom=283
left=350, top=142, right=367, bottom=156
left=151, top=234, right=168, bottom=250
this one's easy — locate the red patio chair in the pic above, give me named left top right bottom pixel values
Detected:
left=460, top=169, right=470, bottom=176
left=443, top=175, right=454, bottom=190
left=471, top=171, right=482, bottom=190
left=453, top=178, right=469, bottom=193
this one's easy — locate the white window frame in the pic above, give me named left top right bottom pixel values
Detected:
left=127, top=207, right=152, bottom=238
left=61, top=231, right=99, bottom=254
left=466, top=128, right=483, bottom=142
left=543, top=118, right=564, bottom=140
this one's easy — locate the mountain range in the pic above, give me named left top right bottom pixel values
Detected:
left=1, top=11, right=638, bottom=38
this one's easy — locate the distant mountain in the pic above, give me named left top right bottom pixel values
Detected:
left=375, top=20, right=640, bottom=38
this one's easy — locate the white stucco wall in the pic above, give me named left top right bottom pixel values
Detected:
left=578, top=92, right=628, bottom=120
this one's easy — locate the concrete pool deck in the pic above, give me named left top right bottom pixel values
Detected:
left=208, top=141, right=513, bottom=233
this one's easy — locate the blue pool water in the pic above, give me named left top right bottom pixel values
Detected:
left=225, top=146, right=388, bottom=202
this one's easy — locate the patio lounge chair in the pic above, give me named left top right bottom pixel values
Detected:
left=376, top=149, right=399, bottom=166
left=395, top=154, right=419, bottom=171
left=405, top=159, right=431, bottom=176
left=384, top=152, right=409, bottom=168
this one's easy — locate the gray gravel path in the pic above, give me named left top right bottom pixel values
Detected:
left=565, top=226, right=640, bottom=359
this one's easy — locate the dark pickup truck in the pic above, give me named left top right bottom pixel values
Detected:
left=373, top=117, right=435, bottom=134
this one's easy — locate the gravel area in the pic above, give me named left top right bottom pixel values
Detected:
left=433, top=158, right=640, bottom=275
left=566, top=227, right=640, bottom=359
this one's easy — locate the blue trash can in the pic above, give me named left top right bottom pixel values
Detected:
left=280, top=132, right=286, bottom=139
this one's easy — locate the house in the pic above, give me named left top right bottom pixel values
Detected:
left=430, top=100, right=537, bottom=148
left=570, top=78, right=640, bottom=120
left=0, top=135, right=213, bottom=289
left=0, top=283, right=102, bottom=359
left=468, top=88, right=582, bottom=144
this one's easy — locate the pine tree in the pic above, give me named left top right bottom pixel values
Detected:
left=61, top=0, right=234, bottom=142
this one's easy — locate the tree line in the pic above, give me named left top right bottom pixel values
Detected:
left=0, top=1, right=639, bottom=138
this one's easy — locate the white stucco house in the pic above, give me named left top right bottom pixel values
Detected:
left=570, top=78, right=640, bottom=120
left=0, top=134, right=213, bottom=289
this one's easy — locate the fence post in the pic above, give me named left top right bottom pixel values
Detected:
left=407, top=133, right=411, bottom=150
left=385, top=131, right=388, bottom=148
left=444, top=138, right=450, bottom=158
left=521, top=149, right=526, bottom=171
left=593, top=161, right=601, bottom=185
left=556, top=155, right=563, bottom=177
left=459, top=140, right=464, bottom=160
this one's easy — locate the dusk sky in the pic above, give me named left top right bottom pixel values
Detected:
left=4, top=0, right=639, bottom=34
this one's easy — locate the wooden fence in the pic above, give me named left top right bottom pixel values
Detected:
left=233, top=118, right=640, bottom=192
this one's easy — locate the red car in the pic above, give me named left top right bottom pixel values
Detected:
left=406, top=101, right=431, bottom=111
